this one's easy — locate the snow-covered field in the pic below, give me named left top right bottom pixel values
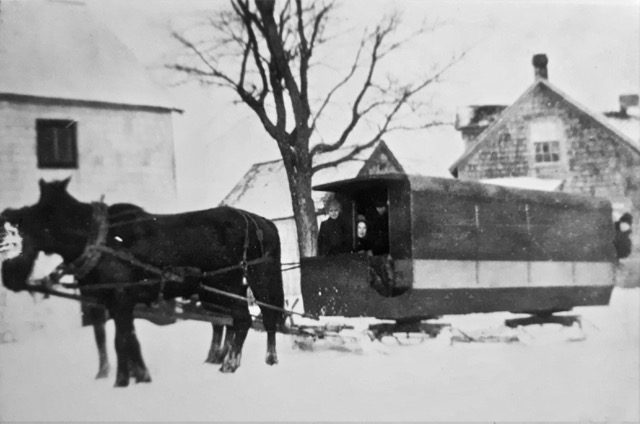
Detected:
left=1, top=288, right=638, bottom=423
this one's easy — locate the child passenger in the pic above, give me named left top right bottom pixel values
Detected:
left=317, top=199, right=349, bottom=256
left=353, top=216, right=372, bottom=255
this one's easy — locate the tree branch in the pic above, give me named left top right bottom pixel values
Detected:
left=309, top=20, right=387, bottom=156
left=309, top=36, right=365, bottom=134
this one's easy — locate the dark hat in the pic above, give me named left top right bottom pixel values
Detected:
left=374, top=198, right=387, bottom=207
left=356, top=214, right=368, bottom=224
left=620, top=212, right=633, bottom=225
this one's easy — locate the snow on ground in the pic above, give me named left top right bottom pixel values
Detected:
left=1, top=288, right=638, bottom=423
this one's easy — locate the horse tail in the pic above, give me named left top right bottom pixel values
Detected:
left=242, top=211, right=286, bottom=330
left=264, top=217, right=285, bottom=320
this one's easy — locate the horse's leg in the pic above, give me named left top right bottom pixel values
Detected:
left=250, top=264, right=283, bottom=366
left=204, top=324, right=228, bottom=364
left=219, top=296, right=251, bottom=373
left=111, top=305, right=151, bottom=387
left=127, top=322, right=151, bottom=384
left=262, top=309, right=279, bottom=366
left=89, top=306, right=110, bottom=379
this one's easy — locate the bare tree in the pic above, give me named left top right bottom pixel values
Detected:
left=169, top=0, right=465, bottom=257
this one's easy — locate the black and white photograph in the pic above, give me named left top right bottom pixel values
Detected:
left=0, top=0, right=638, bottom=422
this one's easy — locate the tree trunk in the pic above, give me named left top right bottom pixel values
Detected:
left=278, top=139, right=318, bottom=258
left=281, top=156, right=318, bottom=258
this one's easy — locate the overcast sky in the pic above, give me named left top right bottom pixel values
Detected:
left=86, top=0, right=640, bottom=209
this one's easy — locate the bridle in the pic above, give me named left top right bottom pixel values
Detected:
left=48, top=201, right=109, bottom=281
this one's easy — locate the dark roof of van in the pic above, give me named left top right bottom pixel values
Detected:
left=314, top=174, right=611, bottom=211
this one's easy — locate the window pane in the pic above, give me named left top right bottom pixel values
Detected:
left=534, top=141, right=560, bottom=163
left=55, top=128, right=74, bottom=162
left=36, top=120, right=77, bottom=168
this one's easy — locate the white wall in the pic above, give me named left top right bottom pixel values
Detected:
left=0, top=100, right=177, bottom=211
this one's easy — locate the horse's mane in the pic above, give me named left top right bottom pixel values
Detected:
left=108, top=203, right=149, bottom=223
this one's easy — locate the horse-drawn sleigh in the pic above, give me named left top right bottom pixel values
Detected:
left=0, top=174, right=617, bottom=387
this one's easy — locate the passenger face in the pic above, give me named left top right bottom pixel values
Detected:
left=376, top=205, right=386, bottom=215
left=620, top=222, right=631, bottom=232
left=357, top=222, right=367, bottom=238
left=328, top=206, right=340, bottom=220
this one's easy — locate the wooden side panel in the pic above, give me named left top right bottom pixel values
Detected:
left=300, top=254, right=371, bottom=317
left=412, top=191, right=478, bottom=260
left=477, top=199, right=530, bottom=260
left=388, top=181, right=412, bottom=260
left=411, top=183, right=616, bottom=263
left=527, top=204, right=614, bottom=262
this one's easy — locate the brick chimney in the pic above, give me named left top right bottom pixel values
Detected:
left=532, top=54, right=548, bottom=80
left=455, top=105, right=507, bottom=148
left=619, top=94, right=639, bottom=117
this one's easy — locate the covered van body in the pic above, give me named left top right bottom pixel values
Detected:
left=300, top=175, right=616, bottom=319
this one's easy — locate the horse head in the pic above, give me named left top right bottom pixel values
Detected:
left=0, top=178, right=90, bottom=292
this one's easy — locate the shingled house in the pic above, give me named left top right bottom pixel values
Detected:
left=450, top=54, right=640, bottom=285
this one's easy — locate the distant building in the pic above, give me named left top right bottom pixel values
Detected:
left=0, top=0, right=180, bottom=340
left=449, top=54, right=640, bottom=286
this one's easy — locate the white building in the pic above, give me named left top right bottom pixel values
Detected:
left=0, top=0, right=179, bottom=210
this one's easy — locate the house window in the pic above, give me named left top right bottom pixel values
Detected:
left=530, top=120, right=563, bottom=165
left=36, top=119, right=78, bottom=169
left=534, top=141, right=560, bottom=163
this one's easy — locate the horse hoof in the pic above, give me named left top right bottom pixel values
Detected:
left=114, top=377, right=130, bottom=387
left=219, top=362, right=238, bottom=373
left=204, top=352, right=225, bottom=364
left=95, top=367, right=110, bottom=379
left=265, top=354, right=278, bottom=366
left=135, top=371, right=152, bottom=383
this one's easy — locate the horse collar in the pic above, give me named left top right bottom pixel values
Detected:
left=62, top=201, right=109, bottom=280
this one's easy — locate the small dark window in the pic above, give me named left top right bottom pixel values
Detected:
left=36, top=119, right=78, bottom=169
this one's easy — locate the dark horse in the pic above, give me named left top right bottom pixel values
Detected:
left=0, top=178, right=284, bottom=387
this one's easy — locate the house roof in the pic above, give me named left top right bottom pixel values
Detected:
left=480, top=177, right=564, bottom=192
left=221, top=130, right=465, bottom=220
left=604, top=108, right=640, bottom=149
left=0, top=0, right=176, bottom=111
left=449, top=78, right=640, bottom=174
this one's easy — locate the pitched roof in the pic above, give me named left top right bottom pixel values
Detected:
left=449, top=79, right=640, bottom=174
left=0, top=0, right=176, bottom=111
left=604, top=108, right=640, bottom=149
left=222, top=131, right=466, bottom=220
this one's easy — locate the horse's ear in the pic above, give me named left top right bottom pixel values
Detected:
left=61, top=177, right=71, bottom=190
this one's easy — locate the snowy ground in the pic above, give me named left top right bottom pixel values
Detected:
left=1, top=288, right=638, bottom=423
